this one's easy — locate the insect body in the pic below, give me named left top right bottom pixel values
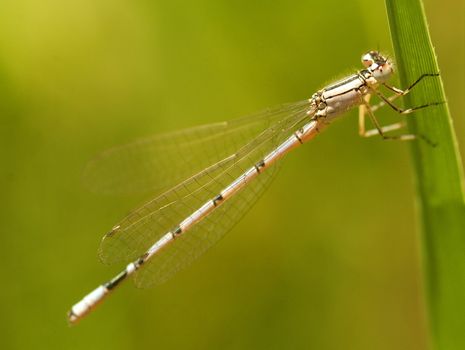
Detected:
left=68, top=51, right=439, bottom=323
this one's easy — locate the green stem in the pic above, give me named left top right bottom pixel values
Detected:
left=385, top=0, right=465, bottom=349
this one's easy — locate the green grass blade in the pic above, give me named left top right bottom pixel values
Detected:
left=385, top=0, right=465, bottom=349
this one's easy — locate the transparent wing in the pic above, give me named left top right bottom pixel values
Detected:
left=98, top=102, right=315, bottom=288
left=136, top=158, right=277, bottom=288
left=83, top=100, right=311, bottom=195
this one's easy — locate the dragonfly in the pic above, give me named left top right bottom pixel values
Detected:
left=68, top=51, right=439, bottom=324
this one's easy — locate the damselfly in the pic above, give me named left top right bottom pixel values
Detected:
left=68, top=51, right=439, bottom=324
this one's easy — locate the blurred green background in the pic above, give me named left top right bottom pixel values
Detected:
left=0, top=0, right=463, bottom=349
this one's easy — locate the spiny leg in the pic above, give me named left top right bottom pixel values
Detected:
left=370, top=73, right=441, bottom=113
left=359, top=99, right=436, bottom=146
left=383, top=73, right=439, bottom=96
left=374, top=89, right=443, bottom=115
left=359, top=99, right=416, bottom=141
left=369, top=94, right=401, bottom=113
left=360, top=73, right=440, bottom=145
left=358, top=95, right=405, bottom=138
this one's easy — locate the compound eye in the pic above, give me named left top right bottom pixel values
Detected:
left=361, top=53, right=374, bottom=67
